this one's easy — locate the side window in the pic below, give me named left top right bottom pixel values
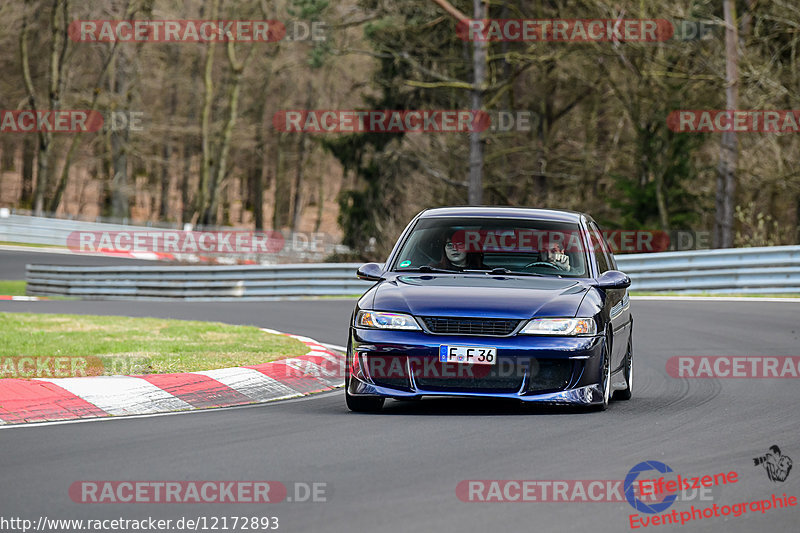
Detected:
left=596, top=224, right=618, bottom=270
left=588, top=223, right=611, bottom=274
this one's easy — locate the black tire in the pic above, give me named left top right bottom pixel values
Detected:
left=613, top=333, right=633, bottom=401
left=345, top=389, right=385, bottom=412
left=344, top=346, right=384, bottom=412
left=593, top=341, right=611, bottom=412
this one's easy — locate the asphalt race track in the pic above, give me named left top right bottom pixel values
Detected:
left=1, top=253, right=799, bottom=532
left=0, top=248, right=158, bottom=280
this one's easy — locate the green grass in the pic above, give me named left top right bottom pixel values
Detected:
left=0, top=280, right=73, bottom=300
left=0, top=241, right=65, bottom=248
left=0, top=280, right=27, bottom=296
left=0, top=312, right=309, bottom=376
left=630, top=291, right=800, bottom=298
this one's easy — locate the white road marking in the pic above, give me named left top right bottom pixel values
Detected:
left=2, top=329, right=346, bottom=429
left=35, top=376, right=193, bottom=416
left=277, top=359, right=343, bottom=387
left=631, top=295, right=800, bottom=303
left=0, top=390, right=342, bottom=430
left=192, top=367, right=298, bottom=401
left=322, top=343, right=347, bottom=352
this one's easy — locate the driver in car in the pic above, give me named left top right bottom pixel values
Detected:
left=541, top=242, right=571, bottom=271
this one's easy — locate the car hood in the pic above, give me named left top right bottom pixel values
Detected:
left=371, top=274, right=590, bottom=319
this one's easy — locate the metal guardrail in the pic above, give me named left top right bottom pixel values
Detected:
left=0, top=213, right=166, bottom=247
left=616, top=245, right=800, bottom=293
left=22, top=246, right=800, bottom=299
left=0, top=212, right=347, bottom=263
left=26, top=263, right=373, bottom=299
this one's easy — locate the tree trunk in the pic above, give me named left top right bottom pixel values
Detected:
left=20, top=137, right=35, bottom=207
left=202, top=37, right=251, bottom=226
left=273, top=133, right=291, bottom=228
left=314, top=171, right=324, bottom=233
left=49, top=0, right=133, bottom=213
left=0, top=140, right=15, bottom=171
left=42, top=0, right=69, bottom=213
left=159, top=83, right=177, bottom=219
left=197, top=0, right=219, bottom=224
left=653, top=170, right=669, bottom=230
left=250, top=98, right=267, bottom=231
left=159, top=140, right=173, bottom=220
left=714, top=0, right=739, bottom=248
left=181, top=143, right=194, bottom=224
left=291, top=134, right=307, bottom=230
left=110, top=128, right=130, bottom=219
left=20, top=0, right=66, bottom=215
left=291, top=82, right=313, bottom=230
left=109, top=48, right=132, bottom=219
left=181, top=47, right=202, bottom=225
left=468, top=0, right=486, bottom=205
left=252, top=161, right=265, bottom=231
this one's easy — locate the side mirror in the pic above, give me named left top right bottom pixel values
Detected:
left=356, top=262, right=384, bottom=282
left=593, top=270, right=631, bottom=290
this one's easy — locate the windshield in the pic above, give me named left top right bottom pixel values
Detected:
left=391, top=217, right=589, bottom=278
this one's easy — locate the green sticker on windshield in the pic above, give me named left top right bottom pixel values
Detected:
left=399, top=260, right=411, bottom=268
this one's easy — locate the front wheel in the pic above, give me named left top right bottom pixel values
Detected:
left=593, top=342, right=611, bottom=412
left=344, top=350, right=384, bottom=412
left=345, top=389, right=384, bottom=412
left=612, top=333, right=633, bottom=401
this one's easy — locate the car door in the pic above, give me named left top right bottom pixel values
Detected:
left=587, top=221, right=631, bottom=372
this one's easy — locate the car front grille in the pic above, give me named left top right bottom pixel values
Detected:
left=421, top=317, right=521, bottom=336
left=410, top=357, right=525, bottom=393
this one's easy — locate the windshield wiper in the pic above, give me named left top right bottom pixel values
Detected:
left=408, top=265, right=461, bottom=274
left=485, top=267, right=561, bottom=278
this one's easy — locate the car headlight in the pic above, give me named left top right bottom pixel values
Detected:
left=356, top=311, right=421, bottom=330
left=520, top=318, right=597, bottom=336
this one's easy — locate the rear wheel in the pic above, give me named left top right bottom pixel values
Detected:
left=613, top=333, right=633, bottom=401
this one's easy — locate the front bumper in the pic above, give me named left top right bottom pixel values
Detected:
left=347, top=327, right=607, bottom=405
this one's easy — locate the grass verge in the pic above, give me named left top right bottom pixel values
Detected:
left=0, top=241, right=65, bottom=249
left=0, top=280, right=27, bottom=296
left=0, top=312, right=309, bottom=377
left=0, top=280, right=74, bottom=300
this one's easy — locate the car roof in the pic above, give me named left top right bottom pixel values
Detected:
left=418, top=206, right=585, bottom=223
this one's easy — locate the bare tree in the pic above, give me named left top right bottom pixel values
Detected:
left=714, top=0, right=739, bottom=248
left=20, top=0, right=69, bottom=214
left=429, top=0, right=485, bottom=204
left=196, top=0, right=254, bottom=225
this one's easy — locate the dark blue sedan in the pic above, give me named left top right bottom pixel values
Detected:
left=346, top=207, right=633, bottom=412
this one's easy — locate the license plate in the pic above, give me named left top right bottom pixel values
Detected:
left=439, top=345, right=497, bottom=365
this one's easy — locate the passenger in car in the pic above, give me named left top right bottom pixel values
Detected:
left=433, top=230, right=487, bottom=270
